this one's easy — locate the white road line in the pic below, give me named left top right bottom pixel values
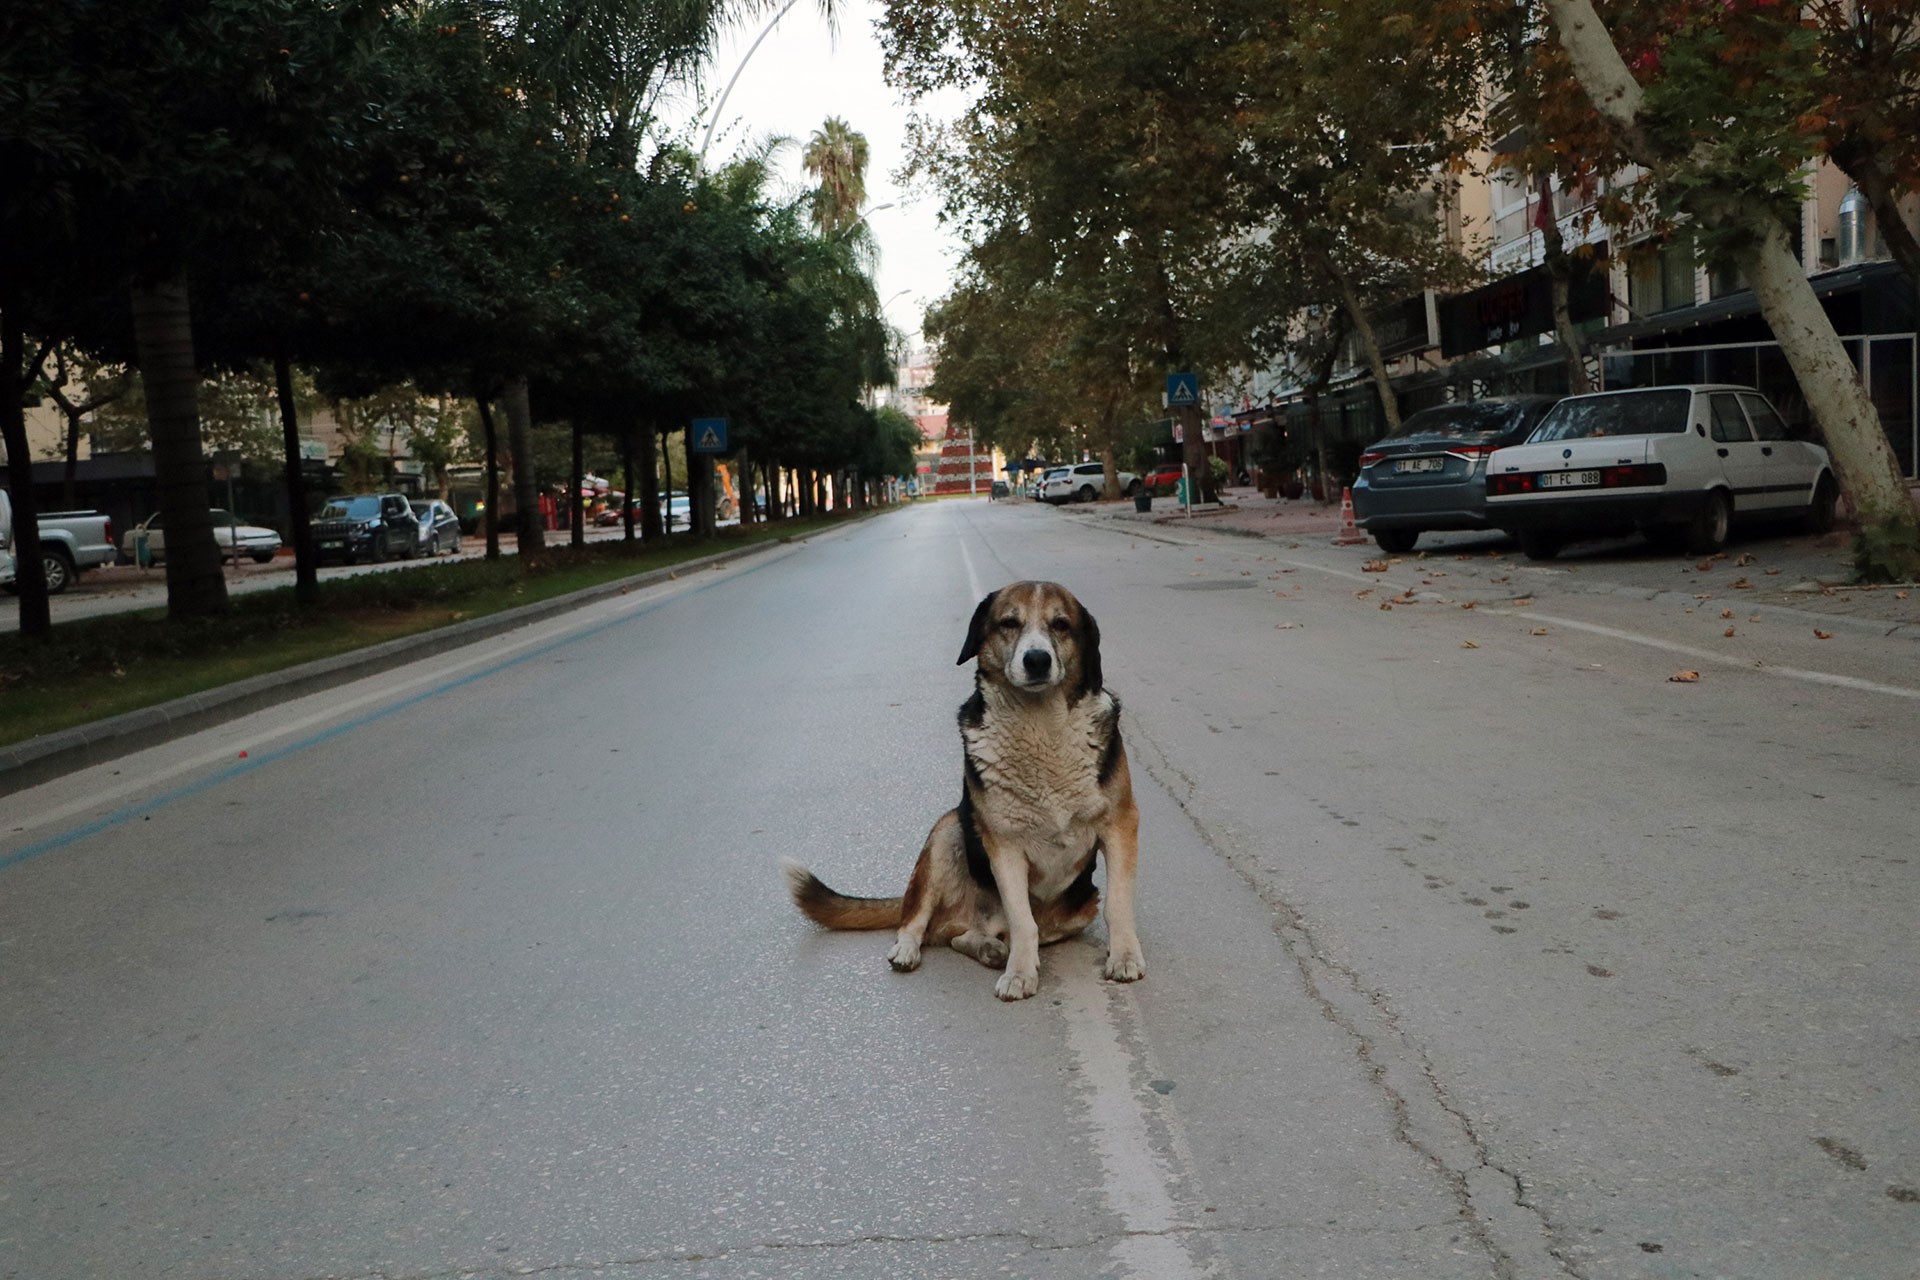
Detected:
left=1058, top=962, right=1201, bottom=1279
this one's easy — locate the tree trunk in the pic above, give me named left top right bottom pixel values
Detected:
left=1538, top=174, right=1595, bottom=395
left=569, top=415, right=585, bottom=549
left=1743, top=219, right=1919, bottom=567
left=639, top=419, right=662, bottom=541
left=691, top=453, right=716, bottom=538
left=502, top=376, right=542, bottom=555
left=1331, top=265, right=1401, bottom=433
left=765, top=462, right=784, bottom=522
left=273, top=352, right=318, bottom=606
left=659, top=427, right=676, bottom=532
left=129, top=273, right=227, bottom=619
left=621, top=422, right=637, bottom=544
left=1545, top=0, right=1919, bottom=578
left=2, top=306, right=52, bottom=637
left=477, top=392, right=501, bottom=561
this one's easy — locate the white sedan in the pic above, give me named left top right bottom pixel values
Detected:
left=122, top=509, right=283, bottom=565
left=1485, top=384, right=1836, bottom=560
left=1041, top=462, right=1141, bottom=504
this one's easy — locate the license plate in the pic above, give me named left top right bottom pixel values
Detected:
left=1394, top=456, right=1444, bottom=474
left=1539, top=470, right=1601, bottom=489
left=320, top=541, right=342, bottom=549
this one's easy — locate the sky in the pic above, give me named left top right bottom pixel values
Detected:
left=672, top=0, right=971, bottom=353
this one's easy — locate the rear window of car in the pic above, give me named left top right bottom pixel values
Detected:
left=1392, top=402, right=1533, bottom=440
left=1528, top=389, right=1692, bottom=442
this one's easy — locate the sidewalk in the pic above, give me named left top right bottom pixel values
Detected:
left=1082, top=486, right=1920, bottom=639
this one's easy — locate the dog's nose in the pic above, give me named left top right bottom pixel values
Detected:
left=1022, top=648, right=1052, bottom=679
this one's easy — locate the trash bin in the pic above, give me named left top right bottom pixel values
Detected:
left=1134, top=490, right=1152, bottom=513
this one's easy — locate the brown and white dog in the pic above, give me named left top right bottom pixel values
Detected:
left=785, top=581, right=1144, bottom=1000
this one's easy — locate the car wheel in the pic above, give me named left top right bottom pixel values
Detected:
left=1684, top=490, right=1732, bottom=555
left=1372, top=529, right=1419, bottom=554
left=1801, top=474, right=1838, bottom=535
left=251, top=551, right=274, bottom=564
left=1077, top=485, right=1096, bottom=503
left=1517, top=530, right=1563, bottom=561
left=450, top=534, right=461, bottom=555
left=371, top=533, right=390, bottom=563
left=42, top=548, right=76, bottom=595
left=429, top=533, right=441, bottom=556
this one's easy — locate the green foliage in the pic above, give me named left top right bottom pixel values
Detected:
left=1850, top=506, right=1920, bottom=584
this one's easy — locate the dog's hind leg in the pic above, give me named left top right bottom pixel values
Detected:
left=887, top=812, right=958, bottom=972
left=949, top=927, right=1009, bottom=969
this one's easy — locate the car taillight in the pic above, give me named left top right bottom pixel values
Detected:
left=1448, top=444, right=1497, bottom=459
left=1599, top=464, right=1666, bottom=487
left=103, top=519, right=114, bottom=546
left=1486, top=472, right=1534, bottom=495
left=1358, top=451, right=1385, bottom=469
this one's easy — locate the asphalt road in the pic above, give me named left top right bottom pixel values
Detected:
left=3, top=499, right=1915, bottom=1278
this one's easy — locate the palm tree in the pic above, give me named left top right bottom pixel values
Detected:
left=801, top=117, right=870, bottom=238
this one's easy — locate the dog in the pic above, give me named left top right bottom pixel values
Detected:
left=784, top=581, right=1144, bottom=1000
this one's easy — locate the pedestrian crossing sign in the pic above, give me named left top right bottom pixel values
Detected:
left=690, top=418, right=729, bottom=454
left=1165, top=372, right=1199, bottom=408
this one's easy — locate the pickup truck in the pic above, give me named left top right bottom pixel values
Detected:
left=0, top=489, right=117, bottom=595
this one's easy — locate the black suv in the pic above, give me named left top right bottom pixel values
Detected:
left=311, top=493, right=422, bottom=564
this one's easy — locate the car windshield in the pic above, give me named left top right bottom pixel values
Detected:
left=410, top=503, right=430, bottom=517
left=1529, top=389, right=1691, bottom=441
left=1392, top=402, right=1530, bottom=440
left=319, top=497, right=383, bottom=519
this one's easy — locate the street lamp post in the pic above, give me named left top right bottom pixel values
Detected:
left=698, top=0, right=805, bottom=168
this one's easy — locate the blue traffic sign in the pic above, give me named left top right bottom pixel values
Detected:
left=690, top=418, right=729, bottom=454
left=1166, top=372, right=1199, bottom=408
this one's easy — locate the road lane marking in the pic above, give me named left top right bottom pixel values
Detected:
left=1058, top=962, right=1203, bottom=1279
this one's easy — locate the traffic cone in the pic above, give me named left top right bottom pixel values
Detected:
left=1332, top=487, right=1369, bottom=546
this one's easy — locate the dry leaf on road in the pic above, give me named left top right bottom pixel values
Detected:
left=1461, top=640, right=1480, bottom=649
left=1724, top=627, right=1736, bottom=637
left=1814, top=629, right=1834, bottom=640
left=1362, top=559, right=1390, bottom=573
left=1720, top=608, right=1734, bottom=619
left=1529, top=627, right=1549, bottom=636
left=1669, top=670, right=1702, bottom=683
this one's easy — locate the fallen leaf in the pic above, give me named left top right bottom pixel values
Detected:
left=1814, top=629, right=1833, bottom=640
left=1512, top=596, right=1534, bottom=607
left=1898, top=591, right=1910, bottom=600
left=1669, top=670, right=1701, bottom=683
left=1379, top=601, right=1394, bottom=611
left=1749, top=615, right=1761, bottom=622
left=1362, top=559, right=1390, bottom=573
left=1491, top=575, right=1510, bottom=584
left=1734, top=552, right=1755, bottom=567
left=1460, top=601, right=1477, bottom=610
left=1461, top=640, right=1480, bottom=649
left=1731, top=577, right=1752, bottom=589
left=1530, top=627, right=1549, bottom=636
left=1354, top=588, right=1374, bottom=598
left=1764, top=568, right=1781, bottom=575
left=1720, top=608, right=1735, bottom=619
left=1695, top=559, right=1714, bottom=572
left=1724, top=627, right=1736, bottom=637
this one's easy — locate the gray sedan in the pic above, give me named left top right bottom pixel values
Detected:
left=1350, top=395, right=1561, bottom=553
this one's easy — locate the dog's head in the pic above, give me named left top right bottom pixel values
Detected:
left=957, top=581, right=1103, bottom=698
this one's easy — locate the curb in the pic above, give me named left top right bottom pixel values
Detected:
left=0, top=529, right=818, bottom=798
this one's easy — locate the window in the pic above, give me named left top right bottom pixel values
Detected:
left=1709, top=395, right=1752, bottom=443
left=1738, top=393, right=1789, bottom=442
left=1532, top=389, right=1693, bottom=441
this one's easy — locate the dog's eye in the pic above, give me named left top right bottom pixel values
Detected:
left=1048, top=617, right=1072, bottom=634
left=996, top=617, right=1021, bottom=631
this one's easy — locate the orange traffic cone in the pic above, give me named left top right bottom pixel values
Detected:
left=1332, top=487, right=1368, bottom=546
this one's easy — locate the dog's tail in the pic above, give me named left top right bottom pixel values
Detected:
left=782, top=859, right=903, bottom=930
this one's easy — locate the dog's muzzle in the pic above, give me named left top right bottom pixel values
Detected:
left=1020, top=647, right=1054, bottom=682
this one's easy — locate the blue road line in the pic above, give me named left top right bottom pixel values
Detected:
left=1, top=557, right=776, bottom=874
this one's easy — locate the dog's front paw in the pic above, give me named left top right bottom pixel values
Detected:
left=887, top=939, right=923, bottom=972
left=1103, top=947, right=1145, bottom=983
left=994, top=967, right=1041, bottom=1001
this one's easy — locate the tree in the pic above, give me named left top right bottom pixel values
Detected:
left=801, top=117, right=871, bottom=238
left=1813, top=0, right=1920, bottom=287
left=1517, top=0, right=1920, bottom=579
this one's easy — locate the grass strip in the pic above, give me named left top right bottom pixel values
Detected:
left=0, top=516, right=854, bottom=748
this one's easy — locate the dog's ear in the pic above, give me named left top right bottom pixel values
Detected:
left=957, top=590, right=998, bottom=665
left=1075, top=603, right=1103, bottom=696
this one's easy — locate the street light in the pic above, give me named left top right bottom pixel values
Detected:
left=833, top=202, right=896, bottom=242
left=698, top=0, right=805, bottom=168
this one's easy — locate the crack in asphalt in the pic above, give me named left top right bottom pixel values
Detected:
left=1123, top=713, right=1591, bottom=1280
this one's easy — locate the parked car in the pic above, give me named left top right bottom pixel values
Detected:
left=409, top=499, right=462, bottom=556
left=121, top=508, right=281, bottom=567
left=0, top=490, right=117, bottom=595
left=1142, top=463, right=1185, bottom=494
left=1034, top=467, right=1069, bottom=501
left=595, top=500, right=640, bottom=527
left=1484, top=385, right=1836, bottom=560
left=1042, top=462, right=1141, bottom=504
left=660, top=491, right=693, bottom=531
left=1350, top=395, right=1562, bottom=553
left=310, top=493, right=422, bottom=564
left=990, top=480, right=1011, bottom=500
